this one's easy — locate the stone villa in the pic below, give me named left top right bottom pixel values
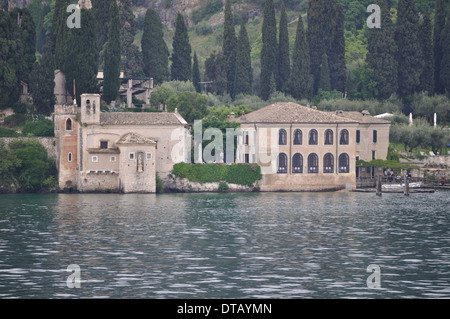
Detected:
left=234, top=102, right=390, bottom=192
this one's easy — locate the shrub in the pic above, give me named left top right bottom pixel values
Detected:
left=3, top=114, right=27, bottom=127
left=156, top=173, right=164, bottom=194
left=21, top=119, right=54, bottom=137
left=218, top=182, right=229, bottom=193
left=0, top=127, right=21, bottom=137
left=172, top=162, right=262, bottom=187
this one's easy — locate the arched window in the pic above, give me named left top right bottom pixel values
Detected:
left=339, top=153, right=350, bottom=173
left=279, top=129, right=287, bottom=145
left=277, top=153, right=288, bottom=174
left=309, top=129, right=318, bottom=145
left=340, top=129, right=349, bottom=145
left=323, top=153, right=334, bottom=173
left=308, top=153, right=319, bottom=173
left=293, top=129, right=302, bottom=145
left=68, top=152, right=72, bottom=163
left=324, top=129, right=334, bottom=145
left=66, top=118, right=72, bottom=131
left=292, top=153, right=303, bottom=174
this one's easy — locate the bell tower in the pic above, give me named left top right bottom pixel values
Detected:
left=80, top=93, right=101, bottom=125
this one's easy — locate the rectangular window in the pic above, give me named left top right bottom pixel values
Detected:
left=244, top=154, right=249, bottom=164
left=92, top=156, right=98, bottom=163
left=100, top=141, right=108, bottom=149
left=129, top=152, right=135, bottom=160
left=244, top=132, right=249, bottom=145
left=146, top=153, right=152, bottom=160
left=373, top=130, right=378, bottom=143
left=356, top=130, right=360, bottom=143
left=110, top=156, right=116, bottom=162
left=68, top=153, right=72, bottom=163
left=372, top=151, right=376, bottom=160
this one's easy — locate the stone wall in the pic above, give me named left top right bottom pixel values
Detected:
left=0, top=137, right=56, bottom=159
left=162, top=175, right=257, bottom=193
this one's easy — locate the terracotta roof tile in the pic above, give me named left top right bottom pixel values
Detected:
left=236, top=102, right=359, bottom=124
left=100, top=112, right=187, bottom=126
left=333, top=111, right=391, bottom=124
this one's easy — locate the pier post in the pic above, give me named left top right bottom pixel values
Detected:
left=376, top=175, right=382, bottom=196
left=404, top=175, right=410, bottom=196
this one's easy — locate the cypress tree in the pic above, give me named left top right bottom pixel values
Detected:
left=329, top=3, right=346, bottom=93
left=170, top=13, right=192, bottom=82
left=51, top=0, right=69, bottom=70
left=291, top=15, right=313, bottom=100
left=260, top=0, right=278, bottom=100
left=367, top=0, right=398, bottom=100
left=63, top=8, right=99, bottom=105
left=235, top=21, right=253, bottom=96
left=433, top=0, right=446, bottom=94
left=92, top=0, right=111, bottom=52
left=29, top=40, right=55, bottom=115
left=277, top=2, right=290, bottom=92
left=419, top=12, right=434, bottom=95
left=204, top=51, right=226, bottom=95
left=318, top=53, right=331, bottom=92
left=223, top=0, right=237, bottom=99
left=307, top=0, right=334, bottom=95
left=142, top=8, right=169, bottom=85
left=103, top=0, right=121, bottom=104
left=192, top=52, right=201, bottom=93
left=441, top=8, right=450, bottom=96
left=396, top=0, right=423, bottom=99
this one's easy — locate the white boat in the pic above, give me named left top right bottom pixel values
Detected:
left=382, top=182, right=422, bottom=190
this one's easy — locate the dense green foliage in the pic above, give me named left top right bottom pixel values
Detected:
left=142, top=8, right=169, bottom=85
left=0, top=140, right=56, bottom=192
left=441, top=6, right=450, bottom=96
left=419, top=12, right=434, bottom=95
left=318, top=54, right=331, bottom=92
left=166, top=91, right=208, bottom=123
left=103, top=0, right=121, bottom=104
left=192, top=52, right=201, bottom=93
left=172, top=162, right=262, bottom=187
left=21, top=119, right=54, bottom=137
left=433, top=0, right=446, bottom=94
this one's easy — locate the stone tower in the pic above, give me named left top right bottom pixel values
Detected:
left=54, top=103, right=79, bottom=191
left=80, top=93, right=100, bottom=125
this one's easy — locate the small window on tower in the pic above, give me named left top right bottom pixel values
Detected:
left=100, top=141, right=108, bottom=149
left=66, top=118, right=72, bottom=131
left=129, top=152, right=135, bottom=160
left=68, top=152, right=72, bottom=162
left=92, top=156, right=98, bottom=163
left=146, top=153, right=152, bottom=160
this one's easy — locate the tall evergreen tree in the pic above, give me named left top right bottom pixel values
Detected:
left=396, top=0, right=423, bottom=99
left=142, top=8, right=169, bottom=85
left=29, top=40, right=55, bottom=115
left=367, top=0, right=398, bottom=100
left=260, top=0, right=278, bottom=100
left=307, top=0, right=334, bottom=95
left=419, top=12, right=434, bottom=95
left=318, top=53, right=331, bottom=92
left=329, top=3, right=346, bottom=93
left=441, top=7, right=450, bottom=96
left=204, top=51, right=226, bottom=95
left=192, top=52, right=201, bottom=93
left=291, top=15, right=313, bottom=100
left=277, top=2, right=290, bottom=92
left=433, top=0, right=446, bottom=94
left=9, top=8, right=36, bottom=85
left=51, top=0, right=69, bottom=70
left=63, top=8, right=99, bottom=105
left=235, top=21, right=253, bottom=96
left=170, top=13, right=192, bottom=82
left=223, top=0, right=237, bottom=99
left=103, top=0, right=121, bottom=104
left=92, top=0, right=111, bottom=52
left=0, top=9, right=20, bottom=109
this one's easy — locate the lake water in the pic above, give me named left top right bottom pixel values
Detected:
left=0, top=190, right=449, bottom=299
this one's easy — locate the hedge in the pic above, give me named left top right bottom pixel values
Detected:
left=172, top=162, right=262, bottom=187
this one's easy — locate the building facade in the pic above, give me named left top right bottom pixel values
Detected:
left=54, top=93, right=189, bottom=193
left=234, top=103, right=390, bottom=192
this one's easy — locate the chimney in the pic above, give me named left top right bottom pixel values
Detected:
left=336, top=110, right=344, bottom=116
left=362, top=110, right=370, bottom=116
